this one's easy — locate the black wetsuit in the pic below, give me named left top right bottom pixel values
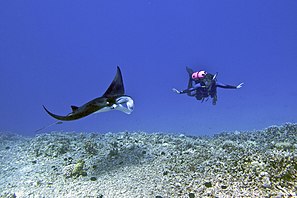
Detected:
left=181, top=67, right=238, bottom=105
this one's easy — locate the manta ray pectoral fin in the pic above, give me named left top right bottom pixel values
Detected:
left=103, top=66, right=125, bottom=97
left=71, top=105, right=79, bottom=112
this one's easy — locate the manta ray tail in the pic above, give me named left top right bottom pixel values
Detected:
left=43, top=105, right=73, bottom=121
left=35, top=121, right=63, bottom=133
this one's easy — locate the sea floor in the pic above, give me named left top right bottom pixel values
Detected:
left=0, top=123, right=296, bottom=198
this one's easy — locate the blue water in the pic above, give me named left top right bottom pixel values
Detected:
left=0, top=1, right=296, bottom=137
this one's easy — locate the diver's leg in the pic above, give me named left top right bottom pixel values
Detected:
left=212, top=94, right=217, bottom=105
left=195, top=94, right=203, bottom=100
left=209, top=85, right=218, bottom=105
left=210, top=90, right=217, bottom=105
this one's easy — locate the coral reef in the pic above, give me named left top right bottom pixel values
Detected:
left=0, top=123, right=296, bottom=197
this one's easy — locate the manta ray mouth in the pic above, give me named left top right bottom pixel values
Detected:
left=115, top=96, right=134, bottom=114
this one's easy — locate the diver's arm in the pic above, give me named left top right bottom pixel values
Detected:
left=216, top=82, right=243, bottom=89
left=173, top=83, right=203, bottom=94
left=172, top=88, right=190, bottom=94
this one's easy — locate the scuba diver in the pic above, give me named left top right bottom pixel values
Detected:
left=172, top=66, right=243, bottom=105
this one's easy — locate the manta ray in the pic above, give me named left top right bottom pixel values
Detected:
left=43, top=66, right=134, bottom=121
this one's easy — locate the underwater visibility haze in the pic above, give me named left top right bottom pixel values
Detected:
left=0, top=1, right=297, bottom=136
left=1, top=1, right=297, bottom=197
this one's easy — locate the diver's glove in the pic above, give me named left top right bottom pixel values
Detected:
left=172, top=88, right=181, bottom=94
left=236, top=83, right=244, bottom=89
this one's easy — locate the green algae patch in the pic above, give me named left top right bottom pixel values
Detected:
left=71, top=159, right=87, bottom=178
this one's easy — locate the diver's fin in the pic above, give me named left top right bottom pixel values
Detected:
left=213, top=72, right=218, bottom=80
left=71, top=105, right=79, bottom=112
left=186, top=66, right=195, bottom=89
left=186, top=66, right=194, bottom=76
left=103, top=66, right=124, bottom=97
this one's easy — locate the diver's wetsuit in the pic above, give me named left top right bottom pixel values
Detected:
left=181, top=67, right=238, bottom=105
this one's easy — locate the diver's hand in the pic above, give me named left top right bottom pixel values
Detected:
left=172, top=88, right=181, bottom=94
left=236, top=83, right=244, bottom=89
